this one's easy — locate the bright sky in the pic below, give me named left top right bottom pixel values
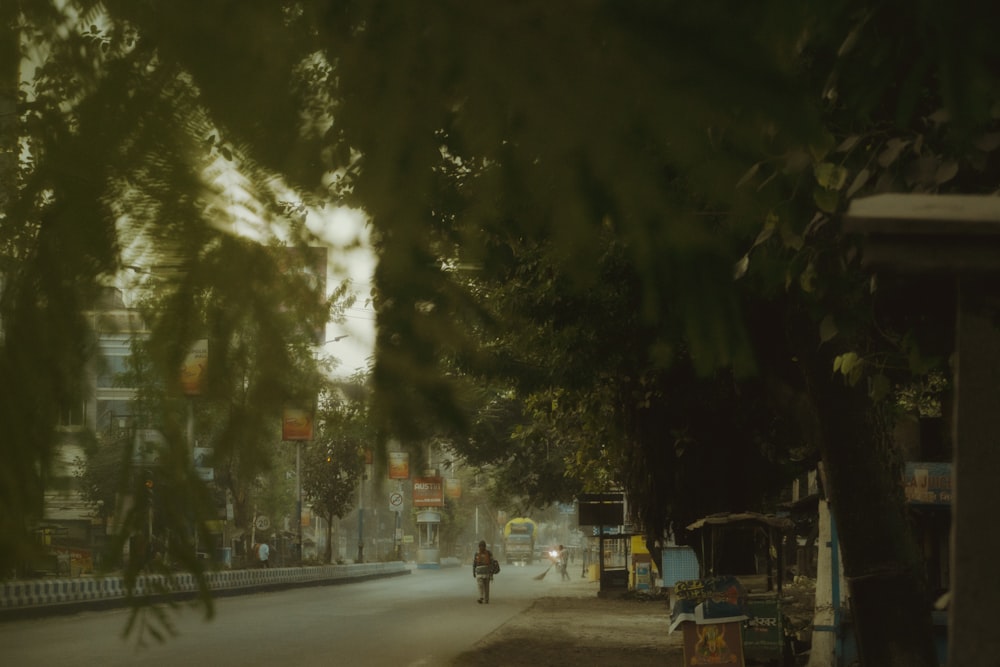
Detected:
left=200, top=157, right=377, bottom=377
left=311, top=206, right=377, bottom=377
left=117, top=164, right=377, bottom=378
left=24, top=4, right=378, bottom=377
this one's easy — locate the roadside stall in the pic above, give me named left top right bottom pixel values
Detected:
left=577, top=492, right=631, bottom=597
left=671, top=512, right=795, bottom=666
left=670, top=575, right=751, bottom=666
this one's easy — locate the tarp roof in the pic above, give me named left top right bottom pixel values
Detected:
left=685, top=512, right=794, bottom=532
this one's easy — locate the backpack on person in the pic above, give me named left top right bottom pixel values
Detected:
left=474, top=548, right=498, bottom=577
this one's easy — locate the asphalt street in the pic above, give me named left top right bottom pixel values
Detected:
left=0, top=561, right=564, bottom=667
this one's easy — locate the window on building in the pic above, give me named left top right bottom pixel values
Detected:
left=97, top=399, right=134, bottom=436
left=57, top=398, right=86, bottom=427
left=97, top=354, right=131, bottom=388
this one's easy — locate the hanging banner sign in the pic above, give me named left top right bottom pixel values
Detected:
left=193, top=446, right=214, bottom=481
left=413, top=476, right=444, bottom=507
left=180, top=339, right=208, bottom=396
left=903, top=461, right=952, bottom=505
left=282, top=406, right=314, bottom=441
left=388, top=452, right=410, bottom=479
left=445, top=477, right=462, bottom=499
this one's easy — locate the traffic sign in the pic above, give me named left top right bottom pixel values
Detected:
left=255, top=515, right=270, bottom=530
left=389, top=491, right=404, bottom=512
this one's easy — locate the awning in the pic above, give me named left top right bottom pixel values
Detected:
left=686, top=512, right=794, bottom=532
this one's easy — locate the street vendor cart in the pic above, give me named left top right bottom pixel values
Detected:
left=673, top=512, right=795, bottom=666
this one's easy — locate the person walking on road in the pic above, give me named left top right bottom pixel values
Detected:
left=473, top=540, right=495, bottom=604
left=258, top=541, right=270, bottom=568
left=558, top=545, right=570, bottom=581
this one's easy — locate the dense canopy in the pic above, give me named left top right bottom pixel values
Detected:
left=3, top=2, right=999, bottom=663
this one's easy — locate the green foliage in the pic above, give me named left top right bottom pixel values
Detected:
left=433, top=230, right=810, bottom=537
left=302, top=386, right=369, bottom=563
left=1, top=5, right=360, bottom=639
left=4, top=2, right=1000, bottom=659
left=896, top=371, right=949, bottom=418
left=73, top=431, right=122, bottom=523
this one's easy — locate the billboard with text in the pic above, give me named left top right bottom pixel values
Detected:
left=413, top=476, right=444, bottom=507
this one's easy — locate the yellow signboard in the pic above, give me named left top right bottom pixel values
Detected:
left=180, top=339, right=208, bottom=396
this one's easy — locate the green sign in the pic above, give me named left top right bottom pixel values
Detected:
left=743, top=597, right=784, bottom=659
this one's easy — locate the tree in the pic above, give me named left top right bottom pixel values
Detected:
left=73, top=430, right=123, bottom=530
left=439, top=232, right=808, bottom=555
left=5, top=3, right=1000, bottom=662
left=303, top=388, right=367, bottom=564
left=120, top=236, right=346, bottom=564
left=3, top=3, right=351, bottom=637
left=0, top=0, right=16, bottom=224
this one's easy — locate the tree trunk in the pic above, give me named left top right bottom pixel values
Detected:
left=324, top=515, right=334, bottom=563
left=0, top=0, right=23, bottom=579
left=805, top=360, right=938, bottom=667
left=0, top=0, right=16, bottom=216
left=807, top=499, right=845, bottom=667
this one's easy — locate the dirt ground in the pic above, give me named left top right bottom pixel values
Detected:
left=451, top=591, right=685, bottom=667
left=451, top=577, right=817, bottom=667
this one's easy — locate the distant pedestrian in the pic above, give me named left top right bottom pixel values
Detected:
left=558, top=545, right=570, bottom=581
left=473, top=540, right=494, bottom=604
left=258, top=541, right=270, bottom=568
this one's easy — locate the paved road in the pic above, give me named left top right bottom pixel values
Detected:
left=1, top=561, right=563, bottom=667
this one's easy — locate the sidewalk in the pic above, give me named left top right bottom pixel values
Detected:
left=451, top=578, right=684, bottom=667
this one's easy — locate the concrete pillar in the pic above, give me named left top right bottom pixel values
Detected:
left=949, top=278, right=1000, bottom=666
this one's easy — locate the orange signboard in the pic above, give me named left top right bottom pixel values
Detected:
left=388, top=452, right=410, bottom=479
left=445, top=477, right=462, bottom=499
left=282, top=406, right=314, bottom=441
left=682, top=621, right=746, bottom=666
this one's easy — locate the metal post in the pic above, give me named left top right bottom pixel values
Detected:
left=188, top=398, right=197, bottom=557
left=357, top=472, right=364, bottom=563
left=187, top=399, right=195, bottom=455
left=296, top=441, right=302, bottom=565
left=394, top=510, right=401, bottom=560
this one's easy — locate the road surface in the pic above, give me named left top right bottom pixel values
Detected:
left=1, top=561, right=562, bottom=667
